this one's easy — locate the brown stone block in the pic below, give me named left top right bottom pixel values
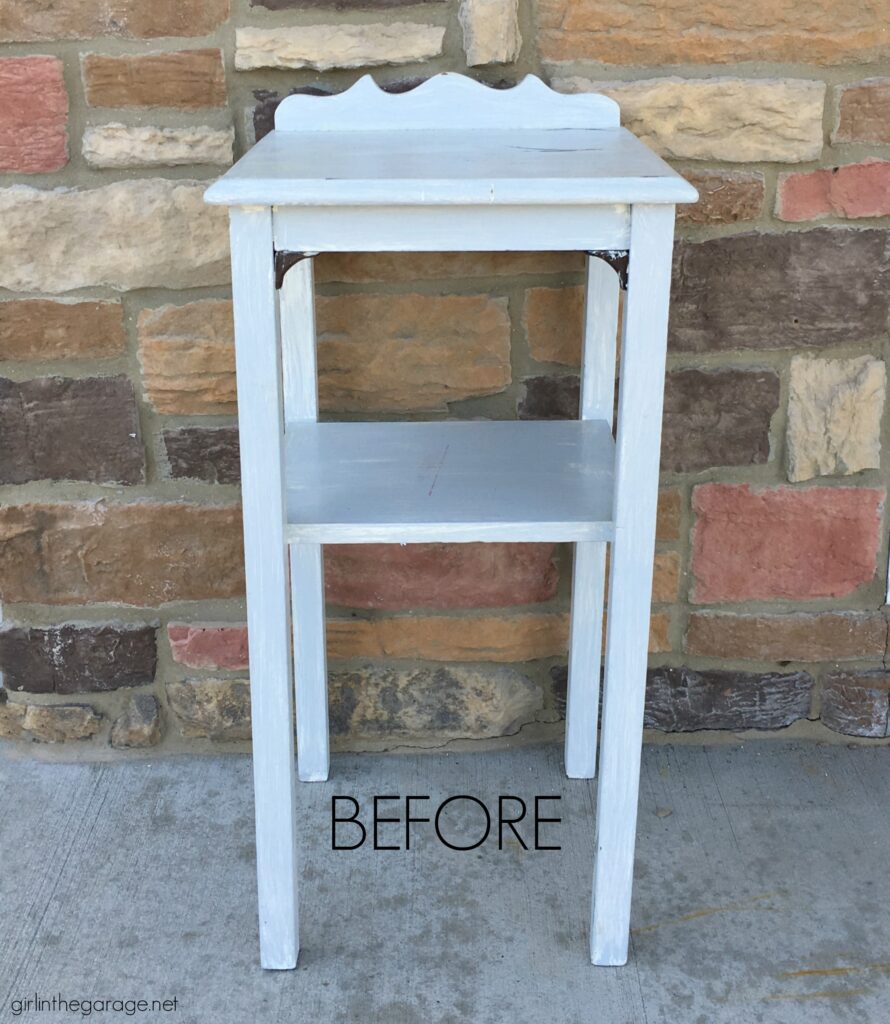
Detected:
left=520, top=366, right=779, bottom=473
left=517, top=374, right=580, bottom=420
left=0, top=623, right=156, bottom=694
left=327, top=611, right=570, bottom=662
left=657, top=489, right=681, bottom=543
left=0, top=502, right=244, bottom=606
left=314, top=250, right=584, bottom=284
left=662, top=369, right=779, bottom=473
left=325, top=543, right=558, bottom=610
left=164, top=426, right=240, bottom=484
left=687, top=611, right=888, bottom=663
left=670, top=230, right=890, bottom=352
left=0, top=376, right=144, bottom=484
left=0, top=300, right=124, bottom=361
left=253, top=0, right=443, bottom=7
left=821, top=671, right=890, bottom=737
left=677, top=171, right=764, bottom=226
left=836, top=80, right=890, bottom=143
left=138, top=300, right=236, bottom=415
left=537, top=0, right=890, bottom=65
left=83, top=50, right=226, bottom=110
left=645, top=666, right=813, bottom=732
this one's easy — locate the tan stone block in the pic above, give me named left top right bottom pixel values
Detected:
left=110, top=694, right=161, bottom=748
left=459, top=0, right=521, bottom=66
left=0, top=699, right=26, bottom=738
left=554, top=77, right=825, bottom=163
left=524, top=285, right=584, bottom=366
left=649, top=612, right=671, bottom=654
left=0, top=300, right=124, bottom=360
left=652, top=552, right=680, bottom=603
left=0, top=181, right=229, bottom=293
left=0, top=0, right=229, bottom=42
left=0, top=502, right=244, bottom=606
left=22, top=703, right=102, bottom=742
left=138, top=293, right=511, bottom=415
left=537, top=0, right=889, bottom=66
left=83, top=50, right=226, bottom=109
left=83, top=124, right=234, bottom=168
left=787, top=356, right=885, bottom=482
left=327, top=612, right=570, bottom=662
left=138, top=300, right=237, bottom=415
left=166, top=679, right=251, bottom=740
left=235, top=24, right=445, bottom=71
left=316, top=293, right=511, bottom=412
left=329, top=663, right=542, bottom=742
left=657, top=489, right=681, bottom=543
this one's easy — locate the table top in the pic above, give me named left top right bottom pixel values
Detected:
left=205, top=74, right=698, bottom=208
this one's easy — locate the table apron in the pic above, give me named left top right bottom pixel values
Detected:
left=271, top=203, right=631, bottom=252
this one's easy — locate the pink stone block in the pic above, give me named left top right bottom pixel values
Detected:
left=0, top=56, right=67, bottom=173
left=692, top=484, right=884, bottom=603
left=777, top=160, right=890, bottom=221
left=168, top=623, right=248, bottom=671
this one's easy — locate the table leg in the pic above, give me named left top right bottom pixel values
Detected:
left=291, top=543, right=330, bottom=781
left=229, top=207, right=299, bottom=970
left=565, top=255, right=619, bottom=779
left=565, top=542, right=606, bottom=778
left=590, top=205, right=675, bottom=966
left=278, top=257, right=330, bottom=783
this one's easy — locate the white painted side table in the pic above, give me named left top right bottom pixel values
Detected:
left=204, top=74, right=697, bottom=970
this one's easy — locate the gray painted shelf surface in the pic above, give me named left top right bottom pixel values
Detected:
left=284, top=420, right=616, bottom=543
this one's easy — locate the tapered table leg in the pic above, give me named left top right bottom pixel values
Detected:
left=591, top=205, right=675, bottom=965
left=565, top=255, right=619, bottom=780
left=229, top=206, right=299, bottom=970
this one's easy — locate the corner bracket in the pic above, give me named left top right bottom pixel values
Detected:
left=587, top=249, right=629, bottom=290
left=274, top=250, right=313, bottom=290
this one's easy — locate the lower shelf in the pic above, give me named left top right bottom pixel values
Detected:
left=284, top=419, right=615, bottom=544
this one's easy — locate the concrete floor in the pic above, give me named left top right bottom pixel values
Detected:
left=1, top=741, right=888, bottom=1024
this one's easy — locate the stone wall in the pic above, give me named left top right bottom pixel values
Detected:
left=1, top=0, right=889, bottom=754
